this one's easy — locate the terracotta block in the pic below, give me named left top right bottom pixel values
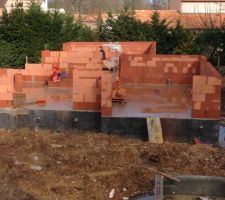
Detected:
left=192, top=84, right=201, bottom=93
left=206, top=102, right=220, bottom=111
left=201, top=85, right=215, bottom=94
left=59, top=80, right=73, bottom=88
left=34, top=76, right=46, bottom=82
left=214, top=85, right=221, bottom=95
left=164, top=67, right=169, bottom=73
left=84, top=94, right=96, bottom=102
left=0, top=100, right=13, bottom=108
left=205, top=110, right=220, bottom=119
left=193, top=75, right=207, bottom=86
left=165, top=63, right=175, bottom=68
left=0, top=69, right=7, bottom=77
left=146, top=61, right=156, bottom=67
left=206, top=94, right=220, bottom=102
left=101, top=107, right=112, bottom=116
left=73, top=94, right=84, bottom=102
left=173, top=67, right=178, bottom=73
left=43, top=64, right=53, bottom=71
left=48, top=81, right=59, bottom=87
left=15, top=73, right=23, bottom=83
left=133, top=57, right=143, bottom=62
left=4, top=93, right=13, bottom=100
left=7, top=69, right=21, bottom=77
left=0, top=86, right=7, bottom=93
left=193, top=101, right=201, bottom=110
left=50, top=51, right=60, bottom=57
left=42, top=50, right=50, bottom=58
left=200, top=102, right=207, bottom=110
left=73, top=102, right=100, bottom=111
left=192, top=93, right=206, bottom=102
left=207, top=77, right=221, bottom=86
left=192, top=110, right=205, bottom=118
left=23, top=75, right=32, bottom=81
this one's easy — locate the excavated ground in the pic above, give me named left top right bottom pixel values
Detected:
left=0, top=129, right=224, bottom=200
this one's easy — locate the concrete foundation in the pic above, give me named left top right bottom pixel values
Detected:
left=164, top=175, right=225, bottom=197
left=0, top=108, right=220, bottom=143
left=131, top=176, right=225, bottom=200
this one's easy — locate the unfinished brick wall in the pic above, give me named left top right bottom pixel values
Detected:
left=0, top=42, right=221, bottom=120
left=0, top=69, right=14, bottom=107
left=23, top=64, right=47, bottom=82
left=192, top=57, right=221, bottom=119
left=120, top=54, right=200, bottom=84
left=101, top=72, right=112, bottom=116
left=73, top=69, right=113, bottom=115
left=73, top=69, right=102, bottom=111
left=63, top=42, right=156, bottom=55
left=39, top=42, right=157, bottom=89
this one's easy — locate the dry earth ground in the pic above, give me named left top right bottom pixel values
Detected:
left=0, top=129, right=223, bottom=200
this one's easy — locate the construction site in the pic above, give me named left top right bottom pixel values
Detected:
left=0, top=42, right=224, bottom=199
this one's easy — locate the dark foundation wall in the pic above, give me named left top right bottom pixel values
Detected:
left=0, top=109, right=101, bottom=132
left=164, top=176, right=225, bottom=197
left=102, top=117, right=220, bottom=143
left=101, top=117, right=148, bottom=140
left=0, top=109, right=220, bottom=144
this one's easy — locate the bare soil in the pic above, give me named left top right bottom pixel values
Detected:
left=0, top=129, right=224, bottom=200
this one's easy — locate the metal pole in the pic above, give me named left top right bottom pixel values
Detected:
left=218, top=55, right=220, bottom=68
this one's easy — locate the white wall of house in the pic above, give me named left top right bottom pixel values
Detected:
left=181, top=2, right=225, bottom=13
left=5, top=0, right=48, bottom=13
left=40, top=0, right=48, bottom=12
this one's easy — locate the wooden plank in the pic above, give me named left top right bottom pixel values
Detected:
left=147, top=167, right=180, bottom=182
left=154, top=173, right=164, bottom=200
left=146, top=117, right=163, bottom=144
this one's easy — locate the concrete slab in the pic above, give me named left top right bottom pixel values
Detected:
left=112, top=83, right=192, bottom=119
left=14, top=82, right=72, bottom=111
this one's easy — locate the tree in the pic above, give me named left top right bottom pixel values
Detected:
left=145, top=11, right=172, bottom=53
left=0, top=40, right=23, bottom=68
left=98, top=8, right=146, bottom=41
left=0, top=2, right=95, bottom=67
left=170, top=20, right=190, bottom=54
left=194, top=28, right=225, bottom=66
left=144, top=12, right=190, bottom=54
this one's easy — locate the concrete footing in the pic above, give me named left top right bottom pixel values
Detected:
left=164, top=175, right=225, bottom=197
left=0, top=108, right=220, bottom=144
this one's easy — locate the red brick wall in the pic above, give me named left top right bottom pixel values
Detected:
left=101, top=72, right=112, bottom=116
left=63, top=42, right=156, bottom=55
left=73, top=69, right=102, bottom=111
left=192, top=56, right=221, bottom=119
left=0, top=69, right=14, bottom=107
left=73, top=69, right=113, bottom=115
left=120, top=54, right=200, bottom=84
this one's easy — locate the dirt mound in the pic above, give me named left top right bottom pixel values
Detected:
left=0, top=129, right=224, bottom=200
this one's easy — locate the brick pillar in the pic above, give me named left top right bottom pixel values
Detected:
left=101, top=71, right=112, bottom=116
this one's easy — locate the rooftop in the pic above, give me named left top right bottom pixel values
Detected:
left=74, top=10, right=225, bottom=29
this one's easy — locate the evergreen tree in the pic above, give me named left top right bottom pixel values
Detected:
left=0, top=2, right=95, bottom=67
left=145, top=11, right=172, bottom=53
left=99, top=8, right=146, bottom=41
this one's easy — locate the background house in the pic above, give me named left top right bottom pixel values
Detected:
left=169, top=0, right=225, bottom=13
left=75, top=9, right=225, bottom=31
left=2, top=0, right=48, bottom=13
